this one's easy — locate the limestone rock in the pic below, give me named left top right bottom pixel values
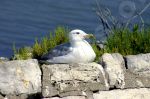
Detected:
left=124, top=70, right=150, bottom=88
left=4, top=94, right=28, bottom=99
left=43, top=96, right=86, bottom=99
left=125, top=53, right=150, bottom=77
left=100, top=53, right=126, bottom=89
left=124, top=53, right=150, bottom=88
left=42, top=63, right=109, bottom=97
left=0, top=95, right=4, bottom=99
left=0, top=59, right=41, bottom=95
left=93, top=88, right=150, bottom=99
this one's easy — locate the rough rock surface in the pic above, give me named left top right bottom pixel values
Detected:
left=0, top=95, right=4, bottom=99
left=42, top=63, right=109, bottom=98
left=1, top=53, right=150, bottom=99
left=100, top=53, right=126, bottom=89
left=124, top=53, right=150, bottom=88
left=2, top=94, right=28, bottom=99
left=0, top=59, right=41, bottom=95
left=93, top=88, right=150, bottom=99
left=43, top=96, right=86, bottom=99
left=125, top=53, right=150, bottom=77
left=43, top=88, right=150, bottom=99
left=0, top=94, right=42, bottom=99
left=124, top=70, right=150, bottom=88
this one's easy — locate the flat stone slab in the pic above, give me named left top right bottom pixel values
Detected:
left=124, top=53, right=150, bottom=88
left=2, top=94, right=28, bottom=99
left=93, top=88, right=150, bottom=99
left=43, top=88, right=150, bottom=99
left=0, top=59, right=41, bottom=95
left=43, top=96, right=86, bottom=99
left=124, top=70, right=150, bottom=88
left=42, top=63, right=109, bottom=98
left=125, top=53, right=150, bottom=77
left=100, top=53, right=126, bottom=89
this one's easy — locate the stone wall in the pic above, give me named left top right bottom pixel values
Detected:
left=0, top=53, right=150, bottom=99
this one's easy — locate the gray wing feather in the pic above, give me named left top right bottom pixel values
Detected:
left=41, top=43, right=72, bottom=60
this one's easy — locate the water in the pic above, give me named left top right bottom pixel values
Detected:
left=0, top=0, right=149, bottom=57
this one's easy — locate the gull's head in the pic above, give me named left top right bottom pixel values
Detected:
left=69, top=29, right=93, bottom=42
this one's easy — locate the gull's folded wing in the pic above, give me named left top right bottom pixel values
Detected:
left=41, top=42, right=72, bottom=60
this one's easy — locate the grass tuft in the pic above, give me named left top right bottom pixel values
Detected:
left=32, top=26, right=69, bottom=59
left=12, top=45, right=32, bottom=60
left=105, top=25, right=150, bottom=55
left=91, top=43, right=104, bottom=62
left=12, top=26, right=69, bottom=60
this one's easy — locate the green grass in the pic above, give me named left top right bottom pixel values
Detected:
left=12, top=45, right=33, bottom=60
left=105, top=25, right=150, bottom=55
left=91, top=43, right=104, bottom=62
left=32, top=26, right=69, bottom=59
left=12, top=25, right=150, bottom=62
left=12, top=26, right=69, bottom=60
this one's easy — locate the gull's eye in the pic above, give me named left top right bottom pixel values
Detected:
left=76, top=32, right=80, bottom=34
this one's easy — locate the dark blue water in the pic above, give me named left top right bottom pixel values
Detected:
left=0, top=0, right=150, bottom=57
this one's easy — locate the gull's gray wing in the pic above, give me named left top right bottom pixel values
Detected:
left=41, top=42, right=72, bottom=60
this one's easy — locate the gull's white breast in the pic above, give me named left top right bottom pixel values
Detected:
left=72, top=40, right=96, bottom=63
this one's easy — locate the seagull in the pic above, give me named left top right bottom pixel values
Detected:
left=41, top=29, right=96, bottom=64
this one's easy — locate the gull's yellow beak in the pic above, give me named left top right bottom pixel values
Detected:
left=84, top=34, right=94, bottom=38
